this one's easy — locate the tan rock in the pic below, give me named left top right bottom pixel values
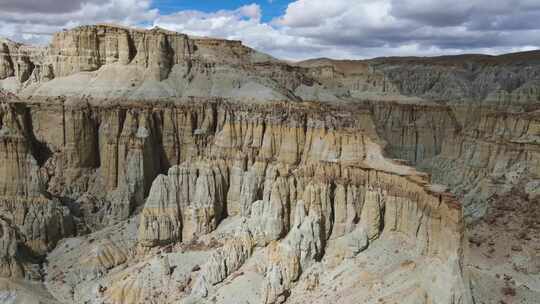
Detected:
left=182, top=163, right=227, bottom=241
left=192, top=220, right=254, bottom=297
left=359, top=187, right=384, bottom=241
left=0, top=43, right=14, bottom=79
left=138, top=174, right=182, bottom=247
left=0, top=218, right=24, bottom=278
left=0, top=104, right=43, bottom=196
left=261, top=201, right=323, bottom=304
left=0, top=98, right=470, bottom=304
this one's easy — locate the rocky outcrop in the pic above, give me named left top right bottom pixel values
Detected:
left=1, top=99, right=456, bottom=260
left=4, top=93, right=464, bottom=302
left=370, top=101, right=460, bottom=164
left=296, top=58, right=399, bottom=99
left=0, top=25, right=318, bottom=101
left=0, top=43, right=14, bottom=80
left=48, top=25, right=189, bottom=80
left=261, top=201, right=324, bottom=304
left=0, top=102, right=74, bottom=257
left=6, top=26, right=540, bottom=105
left=113, top=100, right=467, bottom=304
left=138, top=174, right=182, bottom=247
left=0, top=195, right=74, bottom=256
left=0, top=218, right=24, bottom=278
left=1, top=51, right=487, bottom=302
left=106, top=109, right=161, bottom=222
left=139, top=161, right=227, bottom=246
left=8, top=24, right=540, bottom=304
left=0, top=103, right=44, bottom=197
left=191, top=220, right=255, bottom=298
left=424, top=107, right=540, bottom=221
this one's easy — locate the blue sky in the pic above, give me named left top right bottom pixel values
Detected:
left=152, top=0, right=290, bottom=22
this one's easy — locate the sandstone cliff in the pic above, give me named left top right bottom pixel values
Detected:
left=0, top=24, right=538, bottom=304
left=0, top=96, right=469, bottom=304
left=0, top=25, right=313, bottom=102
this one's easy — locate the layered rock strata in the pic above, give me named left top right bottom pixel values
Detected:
left=0, top=95, right=468, bottom=303
left=424, top=106, right=540, bottom=221
left=0, top=25, right=313, bottom=101
left=299, top=53, right=540, bottom=105
left=122, top=100, right=467, bottom=303
left=2, top=24, right=538, bottom=304
left=0, top=101, right=74, bottom=274
left=6, top=26, right=540, bottom=106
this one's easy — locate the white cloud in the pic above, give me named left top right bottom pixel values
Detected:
left=276, top=0, right=349, bottom=28
left=237, top=3, right=262, bottom=21
left=1, top=0, right=540, bottom=60
left=0, top=0, right=157, bottom=44
left=154, top=4, right=311, bottom=58
left=153, top=0, right=540, bottom=60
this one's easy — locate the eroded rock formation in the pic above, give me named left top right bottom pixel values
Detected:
left=0, top=95, right=469, bottom=303
left=0, top=25, right=313, bottom=101
left=0, top=24, right=537, bottom=304
left=0, top=102, right=74, bottom=266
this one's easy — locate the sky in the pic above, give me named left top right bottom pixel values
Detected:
left=1, top=0, right=540, bottom=60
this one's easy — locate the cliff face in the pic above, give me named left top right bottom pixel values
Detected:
left=300, top=55, right=540, bottom=303
left=0, top=102, right=75, bottom=281
left=424, top=107, right=540, bottom=220
left=366, top=99, right=539, bottom=222
left=1, top=24, right=539, bottom=304
left=6, top=26, right=540, bottom=105
left=297, top=59, right=400, bottom=99
left=370, top=102, right=460, bottom=165
left=298, top=53, right=540, bottom=105
left=300, top=56, right=539, bottom=221
left=0, top=96, right=468, bottom=304
left=365, top=100, right=539, bottom=303
left=0, top=25, right=313, bottom=101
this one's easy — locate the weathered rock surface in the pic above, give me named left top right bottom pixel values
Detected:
left=370, top=102, right=460, bottom=164
left=7, top=26, right=540, bottom=106
left=299, top=53, right=540, bottom=105
left=0, top=102, right=74, bottom=267
left=423, top=107, right=540, bottom=221
left=139, top=161, right=227, bottom=247
left=0, top=24, right=538, bottom=304
left=0, top=96, right=471, bottom=303
left=0, top=218, right=24, bottom=278
left=0, top=25, right=314, bottom=101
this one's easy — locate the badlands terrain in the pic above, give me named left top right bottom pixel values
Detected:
left=0, top=24, right=538, bottom=304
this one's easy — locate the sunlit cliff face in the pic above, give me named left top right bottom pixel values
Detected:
left=0, top=24, right=538, bottom=304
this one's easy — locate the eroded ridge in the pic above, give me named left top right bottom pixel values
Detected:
left=0, top=96, right=468, bottom=303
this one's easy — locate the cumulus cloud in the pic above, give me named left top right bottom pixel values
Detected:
left=2, top=0, right=105, bottom=14
left=154, top=4, right=319, bottom=59
left=154, top=0, right=540, bottom=59
left=0, top=0, right=157, bottom=44
left=1, top=0, right=540, bottom=59
left=273, top=0, right=540, bottom=56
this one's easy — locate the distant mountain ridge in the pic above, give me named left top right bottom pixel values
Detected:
left=1, top=24, right=540, bottom=105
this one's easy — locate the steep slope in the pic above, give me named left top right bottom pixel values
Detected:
left=0, top=25, right=319, bottom=102
left=298, top=52, right=540, bottom=105
left=0, top=24, right=538, bottom=304
left=299, top=55, right=540, bottom=303
left=0, top=94, right=470, bottom=304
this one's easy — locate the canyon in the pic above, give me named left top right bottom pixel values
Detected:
left=0, top=24, right=538, bottom=304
